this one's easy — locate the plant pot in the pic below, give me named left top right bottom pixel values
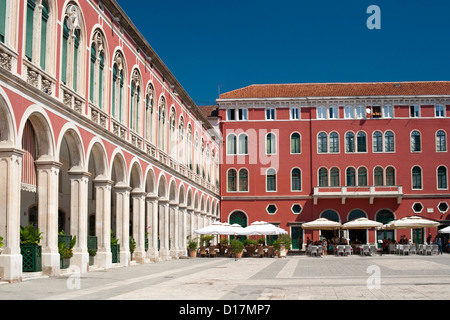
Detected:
left=60, top=258, right=70, bottom=270
left=190, top=250, right=197, bottom=258
left=111, top=244, right=120, bottom=263
left=21, top=245, right=42, bottom=272
left=89, top=255, right=95, bottom=266
left=235, top=251, right=243, bottom=259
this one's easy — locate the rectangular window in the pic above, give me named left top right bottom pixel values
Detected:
left=317, top=106, right=327, bottom=119
left=266, top=108, right=275, bottom=120
left=436, top=105, right=445, bottom=118
left=238, top=108, right=247, bottom=121
left=25, top=0, right=35, bottom=61
left=356, top=106, right=366, bottom=119
left=410, top=105, right=420, bottom=118
left=372, top=106, right=382, bottom=118
left=329, top=106, right=338, bottom=119
left=290, top=107, right=300, bottom=120
left=383, top=105, right=393, bottom=118
left=344, top=106, right=354, bottom=119
left=227, top=108, right=236, bottom=121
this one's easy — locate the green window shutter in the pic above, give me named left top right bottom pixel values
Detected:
left=61, top=19, right=69, bottom=84
left=112, top=64, right=117, bottom=118
left=89, top=45, right=96, bottom=103
left=25, top=0, right=36, bottom=61
left=73, top=30, right=80, bottom=91
left=119, top=71, right=124, bottom=122
left=98, top=52, right=104, bottom=109
left=40, top=0, right=49, bottom=70
left=0, top=0, right=6, bottom=43
left=130, top=82, right=135, bottom=130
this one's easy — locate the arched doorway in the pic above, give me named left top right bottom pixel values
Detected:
left=376, top=209, right=395, bottom=243
left=229, top=211, right=247, bottom=242
left=347, top=209, right=368, bottom=244
left=320, top=209, right=341, bottom=242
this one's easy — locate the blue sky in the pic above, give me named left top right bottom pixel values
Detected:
left=116, top=0, right=450, bottom=106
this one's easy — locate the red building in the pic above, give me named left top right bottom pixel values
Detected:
left=217, top=82, right=450, bottom=249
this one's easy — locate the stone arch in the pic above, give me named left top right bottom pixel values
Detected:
left=86, top=138, right=108, bottom=180
left=129, top=159, right=143, bottom=191
left=168, top=179, right=177, bottom=203
left=0, top=90, right=16, bottom=148
left=178, top=184, right=186, bottom=207
left=57, top=124, right=85, bottom=171
left=144, top=167, right=156, bottom=196
left=110, top=150, right=127, bottom=186
left=186, top=188, right=193, bottom=210
left=157, top=173, right=168, bottom=200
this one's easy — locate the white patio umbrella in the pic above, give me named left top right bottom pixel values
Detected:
left=439, top=226, right=450, bottom=234
left=240, top=221, right=288, bottom=236
left=384, top=216, right=440, bottom=230
left=194, top=222, right=230, bottom=235
left=342, top=218, right=383, bottom=230
left=301, top=218, right=342, bottom=230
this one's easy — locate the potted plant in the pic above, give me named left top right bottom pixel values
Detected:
left=0, top=236, right=4, bottom=254
left=88, top=249, right=97, bottom=266
left=188, top=239, right=198, bottom=258
left=274, top=235, right=292, bottom=257
left=111, top=230, right=120, bottom=263
left=231, top=239, right=244, bottom=259
left=58, top=234, right=76, bottom=270
left=20, top=225, right=43, bottom=272
left=129, top=236, right=136, bottom=259
left=200, top=235, right=214, bottom=247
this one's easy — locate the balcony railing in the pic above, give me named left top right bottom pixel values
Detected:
left=313, top=185, right=403, bottom=205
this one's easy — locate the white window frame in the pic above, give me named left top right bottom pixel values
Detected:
left=290, top=107, right=300, bottom=120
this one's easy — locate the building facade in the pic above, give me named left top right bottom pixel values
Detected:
left=0, top=0, right=220, bottom=282
left=217, top=82, right=450, bottom=249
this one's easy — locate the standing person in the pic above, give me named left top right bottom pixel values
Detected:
left=322, top=238, right=328, bottom=257
left=437, top=236, right=443, bottom=255
left=427, top=233, right=432, bottom=245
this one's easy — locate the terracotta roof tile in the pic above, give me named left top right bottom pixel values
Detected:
left=198, top=105, right=219, bottom=117
left=219, top=81, right=450, bottom=99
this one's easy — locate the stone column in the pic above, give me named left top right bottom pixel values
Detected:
left=159, top=200, right=170, bottom=260
left=93, top=179, right=112, bottom=269
left=114, top=185, right=131, bottom=266
left=131, top=190, right=146, bottom=263
left=179, top=205, right=187, bottom=257
left=68, top=171, right=90, bottom=273
left=35, top=160, right=62, bottom=277
left=169, top=202, right=179, bottom=258
left=0, top=148, right=24, bottom=283
left=146, top=195, right=158, bottom=261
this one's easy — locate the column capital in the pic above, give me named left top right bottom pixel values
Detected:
left=68, top=170, right=91, bottom=179
left=35, top=159, right=62, bottom=169
left=0, top=147, right=24, bottom=158
left=145, top=194, right=158, bottom=201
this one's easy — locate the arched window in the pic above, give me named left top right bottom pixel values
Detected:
left=238, top=134, right=248, bottom=155
left=319, top=167, right=328, bottom=187
left=291, top=168, right=301, bottom=191
left=374, top=166, right=384, bottom=186
left=266, top=168, right=277, bottom=191
left=321, top=210, right=340, bottom=222
left=61, top=4, right=83, bottom=92
left=168, top=107, right=176, bottom=157
left=227, top=169, right=237, bottom=192
left=373, top=131, right=383, bottom=152
left=145, top=84, right=155, bottom=142
left=89, top=30, right=107, bottom=109
left=25, top=0, right=51, bottom=70
left=130, top=70, right=142, bottom=134
left=329, top=132, right=339, bottom=153
left=266, top=133, right=276, bottom=154
left=178, top=117, right=185, bottom=162
left=158, top=97, right=166, bottom=151
left=318, top=132, right=327, bottom=153
left=412, top=166, right=422, bottom=189
left=357, top=131, right=367, bottom=152
left=346, top=167, right=356, bottom=186
left=411, top=131, right=421, bottom=152
left=330, top=167, right=340, bottom=187
left=385, top=131, right=395, bottom=152
left=437, top=130, right=447, bottom=152
left=227, top=134, right=237, bottom=155
left=291, top=133, right=301, bottom=154
left=438, top=166, right=448, bottom=189
left=239, top=169, right=249, bottom=192
left=386, top=166, right=396, bottom=186
left=187, top=125, right=193, bottom=169
left=358, top=167, right=368, bottom=186
left=348, top=209, right=367, bottom=221
left=345, top=132, right=355, bottom=153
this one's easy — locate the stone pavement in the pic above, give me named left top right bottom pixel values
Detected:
left=1, top=254, right=450, bottom=301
